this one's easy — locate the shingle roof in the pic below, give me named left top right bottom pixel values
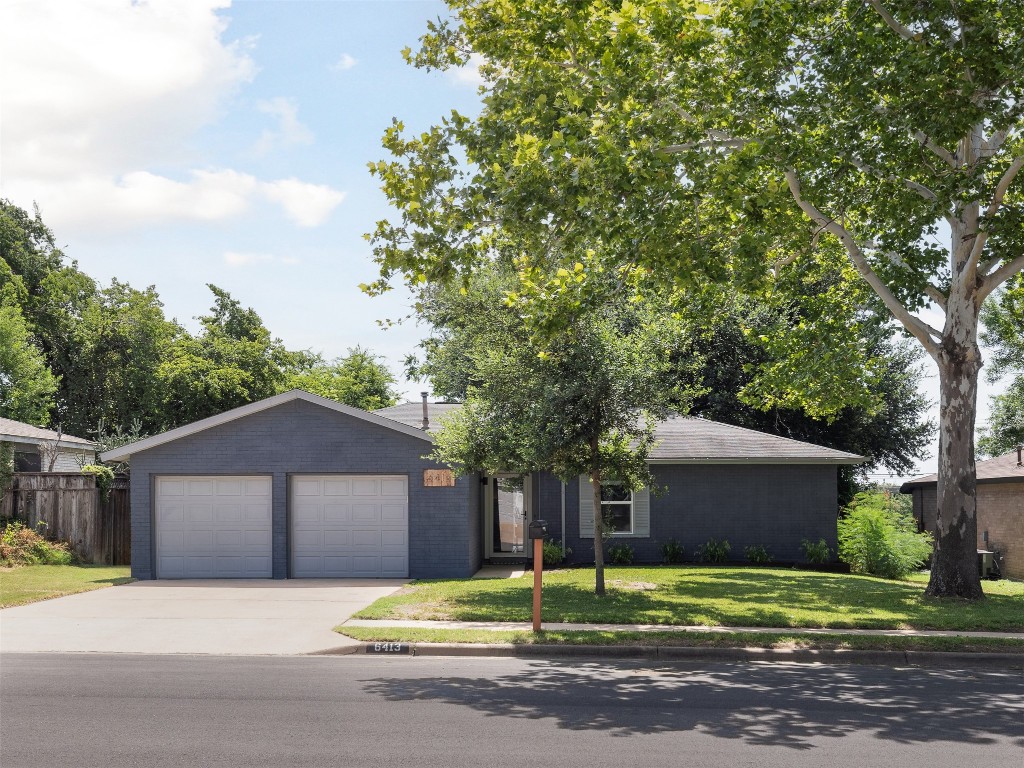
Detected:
left=373, top=401, right=465, bottom=431
left=374, top=403, right=864, bottom=464
left=0, top=418, right=96, bottom=448
left=900, top=448, right=1024, bottom=490
left=649, top=415, right=864, bottom=463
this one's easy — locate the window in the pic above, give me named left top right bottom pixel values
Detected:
left=600, top=482, right=633, bottom=534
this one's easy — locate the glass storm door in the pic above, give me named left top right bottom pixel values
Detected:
left=486, top=474, right=530, bottom=557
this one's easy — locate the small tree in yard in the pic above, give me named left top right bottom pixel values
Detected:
left=425, top=268, right=699, bottom=596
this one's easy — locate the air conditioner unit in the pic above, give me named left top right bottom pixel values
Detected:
left=978, top=550, right=995, bottom=579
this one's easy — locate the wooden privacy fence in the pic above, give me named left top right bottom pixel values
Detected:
left=1, top=473, right=130, bottom=565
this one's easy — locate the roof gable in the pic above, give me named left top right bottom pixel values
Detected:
left=100, top=390, right=432, bottom=462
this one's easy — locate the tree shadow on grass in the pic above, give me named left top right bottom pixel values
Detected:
left=362, top=660, right=1024, bottom=748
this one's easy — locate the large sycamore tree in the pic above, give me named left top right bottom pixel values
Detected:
left=369, top=1, right=1024, bottom=598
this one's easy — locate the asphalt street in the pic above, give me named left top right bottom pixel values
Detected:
left=1, top=654, right=1021, bottom=768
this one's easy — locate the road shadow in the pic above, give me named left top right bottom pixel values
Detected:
left=362, top=660, right=1024, bottom=749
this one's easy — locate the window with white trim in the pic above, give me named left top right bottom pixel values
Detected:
left=600, top=482, right=633, bottom=534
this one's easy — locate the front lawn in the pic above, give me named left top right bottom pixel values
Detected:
left=0, top=565, right=133, bottom=608
left=352, top=566, right=1024, bottom=632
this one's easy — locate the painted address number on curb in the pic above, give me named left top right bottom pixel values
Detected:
left=367, top=642, right=409, bottom=654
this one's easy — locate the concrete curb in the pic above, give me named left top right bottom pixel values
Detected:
left=333, top=642, right=1024, bottom=669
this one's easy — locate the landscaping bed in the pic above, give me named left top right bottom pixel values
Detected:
left=0, top=565, right=133, bottom=608
left=351, top=566, right=1024, bottom=632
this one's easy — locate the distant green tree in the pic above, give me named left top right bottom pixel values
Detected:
left=979, top=274, right=1024, bottom=456
left=0, top=300, right=57, bottom=425
left=282, top=346, right=400, bottom=411
left=157, top=285, right=290, bottom=427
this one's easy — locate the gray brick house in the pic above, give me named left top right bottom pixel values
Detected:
left=102, top=390, right=863, bottom=580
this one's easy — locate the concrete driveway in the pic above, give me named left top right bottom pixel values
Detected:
left=0, top=580, right=406, bottom=656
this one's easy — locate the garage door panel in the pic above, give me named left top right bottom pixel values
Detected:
left=323, top=530, right=352, bottom=547
left=156, top=475, right=272, bottom=579
left=323, top=504, right=350, bottom=522
left=290, top=475, right=407, bottom=578
left=324, top=479, right=351, bottom=496
left=352, top=504, right=380, bottom=522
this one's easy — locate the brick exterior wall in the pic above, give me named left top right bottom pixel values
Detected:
left=532, top=464, right=839, bottom=564
left=129, top=399, right=481, bottom=580
left=912, top=483, right=1024, bottom=580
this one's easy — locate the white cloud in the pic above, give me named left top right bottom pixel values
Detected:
left=331, top=53, right=357, bottom=72
left=223, top=250, right=298, bottom=267
left=261, top=178, right=347, bottom=227
left=448, top=53, right=487, bottom=87
left=0, top=0, right=344, bottom=232
left=254, top=97, right=314, bottom=155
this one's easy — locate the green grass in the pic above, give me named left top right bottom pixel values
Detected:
left=0, top=564, right=133, bottom=607
left=336, top=626, right=1024, bottom=654
left=353, top=566, right=1024, bottom=632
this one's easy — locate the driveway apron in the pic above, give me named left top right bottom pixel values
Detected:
left=0, top=580, right=406, bottom=655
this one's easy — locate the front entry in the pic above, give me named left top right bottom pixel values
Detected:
left=484, top=474, right=531, bottom=558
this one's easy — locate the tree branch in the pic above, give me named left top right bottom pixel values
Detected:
left=980, top=254, right=1024, bottom=302
left=662, top=138, right=749, bottom=153
left=784, top=169, right=942, bottom=358
left=865, top=0, right=918, bottom=41
left=925, top=285, right=948, bottom=310
left=849, top=155, right=938, bottom=201
left=913, top=131, right=957, bottom=167
left=967, top=155, right=1024, bottom=275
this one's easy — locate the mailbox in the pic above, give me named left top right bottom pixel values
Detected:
left=529, top=519, right=548, bottom=540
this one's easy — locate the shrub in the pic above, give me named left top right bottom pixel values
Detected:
left=541, top=540, right=571, bottom=566
left=661, top=539, right=685, bottom=564
left=838, top=491, right=934, bottom=579
left=607, top=543, right=635, bottom=565
left=744, top=544, right=772, bottom=565
left=696, top=537, right=731, bottom=563
left=0, top=521, right=74, bottom=566
left=801, top=538, right=832, bottom=564
left=81, top=464, right=116, bottom=502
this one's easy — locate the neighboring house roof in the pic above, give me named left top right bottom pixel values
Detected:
left=376, top=403, right=865, bottom=464
left=100, top=390, right=433, bottom=462
left=900, top=449, right=1024, bottom=491
left=374, top=401, right=465, bottom=431
left=0, top=418, right=97, bottom=450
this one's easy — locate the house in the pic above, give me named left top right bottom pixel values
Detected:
left=901, top=447, right=1024, bottom=580
left=100, top=390, right=864, bottom=580
left=0, top=418, right=98, bottom=472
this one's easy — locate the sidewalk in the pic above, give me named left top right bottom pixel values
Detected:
left=341, top=618, right=1024, bottom=640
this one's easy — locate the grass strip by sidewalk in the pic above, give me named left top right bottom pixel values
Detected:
left=353, top=567, right=1024, bottom=632
left=0, top=565, right=133, bottom=608
left=336, top=625, right=1024, bottom=655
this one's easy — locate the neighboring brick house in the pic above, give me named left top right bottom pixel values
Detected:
left=901, top=448, right=1024, bottom=580
left=103, top=390, right=863, bottom=581
left=0, top=418, right=97, bottom=472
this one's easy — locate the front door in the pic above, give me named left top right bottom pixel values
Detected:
left=485, top=474, right=531, bottom=558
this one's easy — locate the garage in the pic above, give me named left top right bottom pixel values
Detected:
left=155, top=476, right=272, bottom=578
left=290, top=475, right=409, bottom=578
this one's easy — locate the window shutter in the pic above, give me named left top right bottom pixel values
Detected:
left=578, top=475, right=595, bottom=538
left=633, top=487, right=650, bottom=537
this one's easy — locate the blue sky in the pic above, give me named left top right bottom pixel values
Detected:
left=0, top=0, right=1002, bottom=478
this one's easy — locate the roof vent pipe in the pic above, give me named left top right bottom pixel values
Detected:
left=421, top=392, right=430, bottom=430
left=1017, top=444, right=1022, bottom=467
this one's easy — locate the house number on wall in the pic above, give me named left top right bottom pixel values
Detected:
left=423, top=469, right=455, bottom=487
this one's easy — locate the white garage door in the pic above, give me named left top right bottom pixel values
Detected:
left=155, top=476, right=272, bottom=579
left=290, top=475, right=408, bottom=578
